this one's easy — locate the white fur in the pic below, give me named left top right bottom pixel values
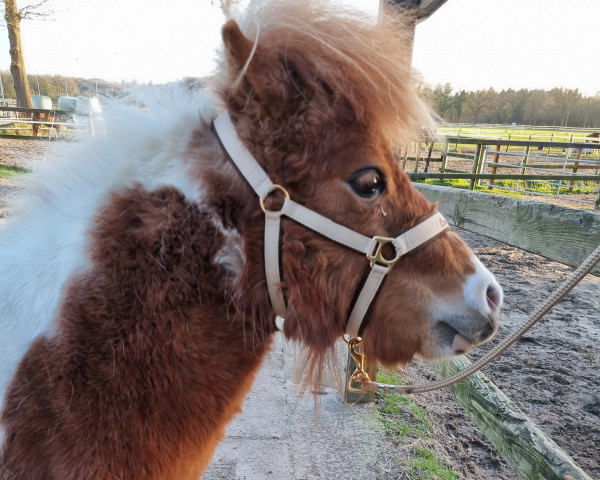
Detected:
left=463, top=256, right=503, bottom=316
left=0, top=88, right=224, bottom=433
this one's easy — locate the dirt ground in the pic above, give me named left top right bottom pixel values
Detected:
left=1, top=138, right=599, bottom=479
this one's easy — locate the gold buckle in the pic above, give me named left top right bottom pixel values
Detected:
left=259, top=184, right=290, bottom=215
left=367, top=236, right=400, bottom=270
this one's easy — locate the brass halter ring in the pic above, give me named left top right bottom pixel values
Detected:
left=259, top=184, right=290, bottom=215
left=367, top=236, right=401, bottom=271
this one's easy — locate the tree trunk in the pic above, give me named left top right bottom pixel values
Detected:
left=3, top=0, right=33, bottom=108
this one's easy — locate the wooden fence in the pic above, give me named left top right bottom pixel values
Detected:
left=414, top=185, right=600, bottom=480
left=0, top=106, right=94, bottom=138
left=404, top=137, right=600, bottom=209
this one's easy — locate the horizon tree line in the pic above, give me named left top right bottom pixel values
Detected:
left=420, top=83, right=600, bottom=129
left=2, top=69, right=599, bottom=130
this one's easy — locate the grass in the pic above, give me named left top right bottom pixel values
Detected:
left=408, top=447, right=460, bottom=480
left=418, top=177, right=594, bottom=198
left=0, top=164, right=29, bottom=179
left=375, top=367, right=460, bottom=480
left=439, top=125, right=595, bottom=144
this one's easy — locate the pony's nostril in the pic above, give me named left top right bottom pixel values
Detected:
left=464, top=258, right=503, bottom=317
left=486, top=284, right=502, bottom=313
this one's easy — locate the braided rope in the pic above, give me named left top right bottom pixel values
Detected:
left=361, top=243, right=600, bottom=395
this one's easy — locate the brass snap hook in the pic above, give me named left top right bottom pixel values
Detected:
left=346, top=336, right=372, bottom=393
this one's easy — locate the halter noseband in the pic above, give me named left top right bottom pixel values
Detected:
left=213, top=111, right=449, bottom=338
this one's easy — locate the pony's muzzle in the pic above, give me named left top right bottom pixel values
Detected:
left=464, top=256, right=503, bottom=319
left=428, top=256, right=503, bottom=357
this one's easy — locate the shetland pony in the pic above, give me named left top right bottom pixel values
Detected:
left=31, top=111, right=63, bottom=137
left=0, top=1, right=502, bottom=478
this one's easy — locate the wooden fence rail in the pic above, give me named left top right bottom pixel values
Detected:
left=414, top=184, right=600, bottom=276
left=408, top=136, right=600, bottom=209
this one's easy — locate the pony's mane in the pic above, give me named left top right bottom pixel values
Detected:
left=216, top=0, right=435, bottom=146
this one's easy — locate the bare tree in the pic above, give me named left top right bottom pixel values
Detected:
left=211, top=0, right=239, bottom=19
left=466, top=89, right=494, bottom=123
left=552, top=87, right=581, bottom=128
left=1, top=0, right=53, bottom=108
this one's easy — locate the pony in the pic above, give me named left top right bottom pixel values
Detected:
left=0, top=1, right=503, bottom=478
left=31, top=111, right=63, bottom=137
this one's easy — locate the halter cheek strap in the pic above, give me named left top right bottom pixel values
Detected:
left=213, top=111, right=449, bottom=337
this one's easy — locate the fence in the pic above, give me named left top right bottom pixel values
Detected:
left=345, top=184, right=599, bottom=479
left=403, top=136, right=600, bottom=210
left=0, top=106, right=96, bottom=138
left=441, top=123, right=599, bottom=143
left=412, top=185, right=599, bottom=479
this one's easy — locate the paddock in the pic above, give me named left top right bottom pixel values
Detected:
left=401, top=134, right=600, bottom=210
left=0, top=138, right=597, bottom=479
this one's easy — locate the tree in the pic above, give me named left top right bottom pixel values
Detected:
left=431, top=83, right=453, bottom=119
left=551, top=87, right=581, bottom=128
left=452, top=90, right=468, bottom=123
left=212, top=0, right=238, bottom=18
left=465, top=89, right=494, bottom=123
left=1, top=0, right=53, bottom=108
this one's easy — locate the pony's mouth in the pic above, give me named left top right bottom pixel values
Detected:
left=450, top=332, right=473, bottom=355
left=436, top=319, right=497, bottom=356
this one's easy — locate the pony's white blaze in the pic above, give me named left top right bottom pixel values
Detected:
left=423, top=255, right=502, bottom=359
left=0, top=91, right=218, bottom=437
left=464, top=256, right=503, bottom=316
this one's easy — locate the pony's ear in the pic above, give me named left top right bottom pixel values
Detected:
left=222, top=20, right=302, bottom=117
left=222, top=20, right=254, bottom=80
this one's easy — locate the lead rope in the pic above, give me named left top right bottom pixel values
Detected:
left=347, top=242, right=600, bottom=394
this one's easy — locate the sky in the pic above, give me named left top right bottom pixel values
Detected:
left=1, top=0, right=599, bottom=96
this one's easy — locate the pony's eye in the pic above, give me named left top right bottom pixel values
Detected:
left=348, top=168, right=386, bottom=199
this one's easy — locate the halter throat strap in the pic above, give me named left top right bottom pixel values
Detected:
left=213, top=111, right=449, bottom=336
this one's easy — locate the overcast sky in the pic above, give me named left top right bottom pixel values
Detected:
left=1, top=0, right=599, bottom=96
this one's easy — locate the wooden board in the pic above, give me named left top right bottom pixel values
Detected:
left=414, top=184, right=600, bottom=276
left=431, top=357, right=593, bottom=480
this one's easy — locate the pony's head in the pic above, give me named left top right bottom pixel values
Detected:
left=212, top=0, right=501, bottom=377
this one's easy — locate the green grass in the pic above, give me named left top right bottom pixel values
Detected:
left=439, top=125, right=594, bottom=144
left=408, top=447, right=460, bottom=480
left=0, top=164, right=29, bottom=179
left=418, top=177, right=594, bottom=199
left=375, top=367, right=461, bottom=479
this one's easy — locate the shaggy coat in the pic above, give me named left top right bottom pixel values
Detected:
left=0, top=1, right=501, bottom=478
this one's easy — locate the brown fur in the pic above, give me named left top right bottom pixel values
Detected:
left=0, top=1, right=497, bottom=478
left=1, top=186, right=273, bottom=479
left=32, top=112, right=62, bottom=136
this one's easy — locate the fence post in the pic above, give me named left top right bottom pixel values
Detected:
left=440, top=141, right=450, bottom=172
left=488, top=143, right=501, bottom=188
left=423, top=141, right=434, bottom=173
left=469, top=143, right=483, bottom=190
left=401, top=146, right=408, bottom=171
left=569, top=147, right=582, bottom=192
left=413, top=142, right=421, bottom=173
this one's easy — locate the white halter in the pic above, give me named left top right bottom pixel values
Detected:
left=213, top=112, right=449, bottom=338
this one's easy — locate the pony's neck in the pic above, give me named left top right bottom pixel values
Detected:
left=187, top=118, right=278, bottom=338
